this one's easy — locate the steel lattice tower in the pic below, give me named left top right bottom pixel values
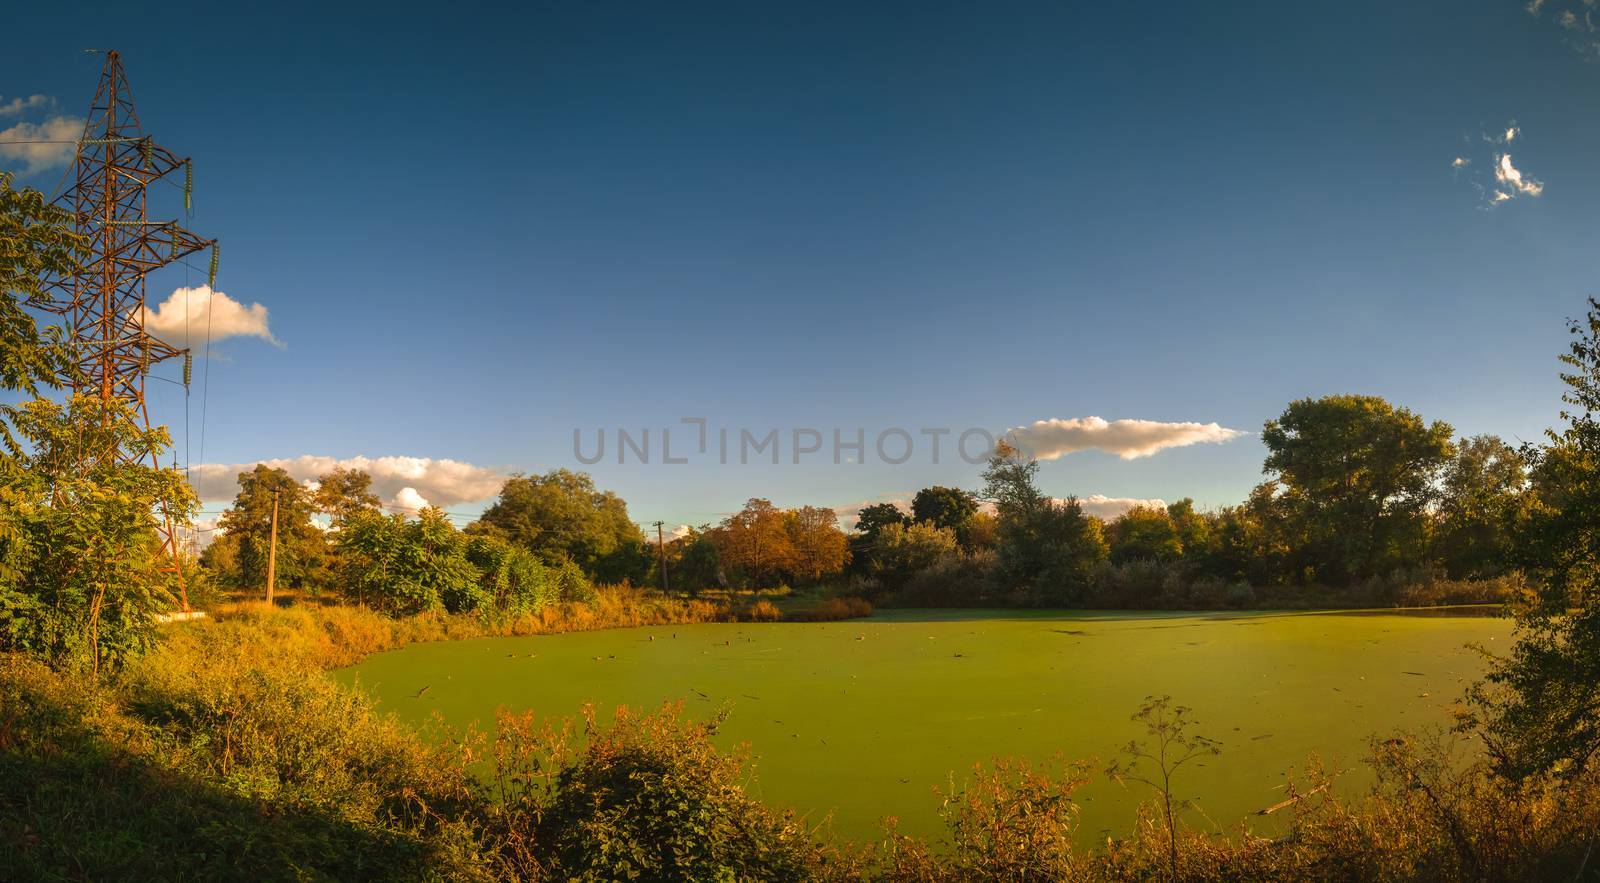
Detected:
left=39, top=50, right=218, bottom=609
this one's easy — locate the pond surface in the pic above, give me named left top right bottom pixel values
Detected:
left=334, top=608, right=1511, bottom=842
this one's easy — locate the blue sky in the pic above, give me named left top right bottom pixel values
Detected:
left=5, top=0, right=1600, bottom=530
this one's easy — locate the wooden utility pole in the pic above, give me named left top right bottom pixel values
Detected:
left=653, top=521, right=670, bottom=594
left=266, top=491, right=279, bottom=605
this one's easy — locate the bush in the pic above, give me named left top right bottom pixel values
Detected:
left=1088, top=559, right=1171, bottom=608
left=743, top=599, right=783, bottom=622
left=338, top=509, right=479, bottom=616
left=466, top=534, right=556, bottom=616
left=890, top=549, right=999, bottom=607
left=794, top=596, right=874, bottom=622
left=487, top=703, right=827, bottom=881
left=550, top=558, right=596, bottom=604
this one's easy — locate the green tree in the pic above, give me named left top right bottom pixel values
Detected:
left=911, top=486, right=978, bottom=531
left=217, top=465, right=328, bottom=591
left=314, top=466, right=381, bottom=528
left=672, top=527, right=724, bottom=596
left=867, top=521, right=960, bottom=590
left=1106, top=505, right=1183, bottom=564
left=470, top=469, right=648, bottom=583
left=0, top=175, right=195, bottom=673
left=1434, top=435, right=1526, bottom=579
left=1165, top=499, right=1211, bottom=560
left=338, top=508, right=484, bottom=615
left=0, top=396, right=197, bottom=672
left=1476, top=299, right=1600, bottom=778
left=981, top=440, right=1107, bottom=605
left=465, top=533, right=559, bottom=616
left=0, top=172, right=76, bottom=405
left=1261, top=394, right=1455, bottom=584
left=854, top=502, right=909, bottom=537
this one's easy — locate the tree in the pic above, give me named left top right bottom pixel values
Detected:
left=980, top=440, right=1107, bottom=605
left=709, top=499, right=848, bottom=588
left=854, top=502, right=909, bottom=537
left=217, top=465, right=328, bottom=591
left=1106, top=505, right=1183, bottom=564
left=338, top=508, right=484, bottom=616
left=466, top=534, right=562, bottom=616
left=0, top=172, right=76, bottom=406
left=314, top=466, right=381, bottom=528
left=0, top=396, right=197, bottom=673
left=785, top=505, right=849, bottom=583
left=867, top=521, right=960, bottom=589
left=912, top=486, right=978, bottom=532
left=1261, top=395, right=1455, bottom=584
left=712, top=498, right=795, bottom=587
left=1165, top=499, right=1211, bottom=559
left=470, top=469, right=648, bottom=583
left=1476, top=299, right=1600, bottom=779
left=0, top=177, right=194, bottom=673
left=1434, top=435, right=1526, bottom=580
left=671, top=527, right=724, bottom=596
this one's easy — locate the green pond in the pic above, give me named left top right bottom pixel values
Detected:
left=335, top=608, right=1511, bottom=842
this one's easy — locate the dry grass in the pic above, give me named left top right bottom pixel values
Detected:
left=793, top=596, right=875, bottom=622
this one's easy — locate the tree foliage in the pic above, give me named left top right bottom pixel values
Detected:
left=911, top=486, right=977, bottom=532
left=0, top=172, right=76, bottom=404
left=866, top=521, right=960, bottom=590
left=0, top=396, right=196, bottom=672
left=338, top=508, right=481, bottom=615
left=216, top=464, right=328, bottom=590
left=471, top=469, right=648, bottom=583
left=1260, top=395, right=1455, bottom=584
left=314, top=466, right=381, bottom=527
left=708, top=498, right=849, bottom=588
left=981, top=441, right=1107, bottom=605
left=1477, top=298, right=1600, bottom=779
left=1107, top=505, right=1184, bottom=564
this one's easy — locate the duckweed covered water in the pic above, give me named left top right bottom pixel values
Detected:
left=334, top=608, right=1510, bottom=841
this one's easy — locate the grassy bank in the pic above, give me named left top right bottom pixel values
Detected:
left=3, top=597, right=1598, bottom=881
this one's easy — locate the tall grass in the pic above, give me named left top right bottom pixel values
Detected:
left=5, top=594, right=1599, bottom=881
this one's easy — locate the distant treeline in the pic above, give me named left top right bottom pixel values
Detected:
left=199, top=394, right=1532, bottom=613
left=648, top=393, right=1534, bottom=609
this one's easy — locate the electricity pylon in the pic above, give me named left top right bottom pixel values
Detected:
left=37, top=50, right=219, bottom=609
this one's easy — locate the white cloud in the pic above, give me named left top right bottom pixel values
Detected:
left=1494, top=153, right=1544, bottom=198
left=1005, top=416, right=1245, bottom=461
left=0, top=94, right=53, bottom=117
left=648, top=524, right=693, bottom=544
left=0, top=115, right=83, bottom=174
left=1076, top=495, right=1169, bottom=520
left=1452, top=123, right=1547, bottom=208
left=144, top=286, right=281, bottom=347
left=189, top=455, right=506, bottom=511
left=393, top=487, right=431, bottom=512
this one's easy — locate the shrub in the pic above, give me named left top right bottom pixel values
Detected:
left=339, top=509, right=482, bottom=616
left=744, top=599, right=783, bottom=622
left=931, top=755, right=1090, bottom=880
left=466, top=534, right=555, bottom=616
left=892, top=549, right=999, bottom=607
left=798, top=596, right=873, bottom=622
left=487, top=703, right=826, bottom=881
left=550, top=558, right=596, bottom=604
